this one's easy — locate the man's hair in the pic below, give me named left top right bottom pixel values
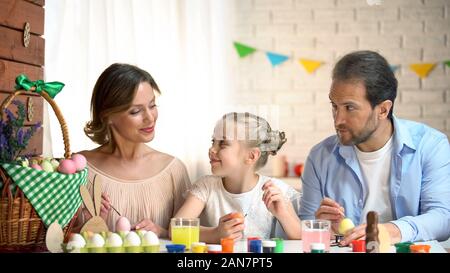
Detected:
left=332, top=50, right=397, bottom=119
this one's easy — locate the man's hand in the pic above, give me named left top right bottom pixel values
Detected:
left=315, top=197, right=345, bottom=233
left=340, top=222, right=402, bottom=246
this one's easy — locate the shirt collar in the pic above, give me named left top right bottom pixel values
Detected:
left=391, top=115, right=416, bottom=154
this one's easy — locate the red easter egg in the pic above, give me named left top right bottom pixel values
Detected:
left=293, top=163, right=304, bottom=177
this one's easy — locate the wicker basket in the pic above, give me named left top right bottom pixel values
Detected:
left=0, top=88, right=80, bottom=252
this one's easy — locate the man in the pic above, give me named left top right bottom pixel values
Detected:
left=299, top=51, right=450, bottom=245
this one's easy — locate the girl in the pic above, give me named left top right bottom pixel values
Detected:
left=174, top=112, right=301, bottom=243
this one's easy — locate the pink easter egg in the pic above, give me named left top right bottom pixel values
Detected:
left=57, top=159, right=77, bottom=174
left=71, top=153, right=87, bottom=171
left=116, top=216, right=131, bottom=233
left=31, top=163, right=42, bottom=170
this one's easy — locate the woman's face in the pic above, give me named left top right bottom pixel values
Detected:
left=109, top=82, right=158, bottom=143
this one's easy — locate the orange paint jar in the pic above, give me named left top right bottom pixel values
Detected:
left=221, top=238, right=234, bottom=253
left=410, top=244, right=431, bottom=253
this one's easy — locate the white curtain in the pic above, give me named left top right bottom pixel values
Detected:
left=44, top=0, right=234, bottom=180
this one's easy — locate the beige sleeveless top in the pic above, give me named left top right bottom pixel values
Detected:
left=86, top=157, right=191, bottom=233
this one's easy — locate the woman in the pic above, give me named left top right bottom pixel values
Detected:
left=78, top=63, right=191, bottom=238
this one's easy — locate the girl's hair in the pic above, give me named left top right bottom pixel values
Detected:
left=219, top=112, right=287, bottom=170
left=84, top=63, right=160, bottom=145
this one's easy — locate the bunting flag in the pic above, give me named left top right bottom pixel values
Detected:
left=266, top=52, right=289, bottom=67
left=233, top=41, right=448, bottom=79
left=299, top=59, right=323, bottom=74
left=409, top=63, right=436, bottom=79
left=233, top=42, right=257, bottom=58
left=390, top=65, right=400, bottom=73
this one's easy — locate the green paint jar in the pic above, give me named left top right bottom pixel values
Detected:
left=271, top=237, right=284, bottom=253
left=395, top=242, right=414, bottom=253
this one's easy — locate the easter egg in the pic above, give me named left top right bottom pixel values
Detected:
left=115, top=216, right=131, bottom=233
left=338, top=218, right=355, bottom=235
left=294, top=163, right=304, bottom=177
left=58, top=159, right=76, bottom=174
left=106, top=233, right=123, bottom=247
left=89, top=233, right=105, bottom=247
left=67, top=233, right=86, bottom=249
left=71, top=154, right=87, bottom=171
left=142, top=231, right=159, bottom=246
left=31, top=163, right=42, bottom=170
left=50, top=159, right=60, bottom=171
left=21, top=158, right=29, bottom=167
left=230, top=212, right=244, bottom=221
left=378, top=224, right=391, bottom=253
left=124, top=231, right=141, bottom=247
left=41, top=160, right=54, bottom=172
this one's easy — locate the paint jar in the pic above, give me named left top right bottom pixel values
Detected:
left=351, top=240, right=366, bottom=253
left=271, top=237, right=284, bottom=253
left=207, top=244, right=222, bottom=253
left=191, top=242, right=207, bottom=253
left=410, top=244, right=431, bottom=253
left=262, top=240, right=276, bottom=253
left=394, top=242, right=413, bottom=253
left=310, top=243, right=325, bottom=253
left=166, top=244, right=186, bottom=253
left=170, top=218, right=199, bottom=250
left=249, top=239, right=262, bottom=253
left=247, top=237, right=260, bottom=252
left=221, top=238, right=234, bottom=253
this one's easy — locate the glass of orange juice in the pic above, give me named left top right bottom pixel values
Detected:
left=170, top=218, right=200, bottom=250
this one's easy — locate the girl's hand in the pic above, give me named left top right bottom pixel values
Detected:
left=99, top=192, right=111, bottom=221
left=132, top=219, right=167, bottom=238
left=262, top=181, right=290, bottom=218
left=215, top=213, right=245, bottom=241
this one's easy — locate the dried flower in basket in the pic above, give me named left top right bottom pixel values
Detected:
left=0, top=100, right=41, bottom=164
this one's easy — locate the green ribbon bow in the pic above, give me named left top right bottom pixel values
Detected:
left=15, top=74, right=65, bottom=99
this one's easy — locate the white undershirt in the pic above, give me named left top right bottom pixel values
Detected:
left=355, top=135, right=394, bottom=224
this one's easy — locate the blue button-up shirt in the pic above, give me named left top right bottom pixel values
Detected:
left=300, top=116, right=450, bottom=242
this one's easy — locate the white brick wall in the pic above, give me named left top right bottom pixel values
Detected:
left=231, top=0, right=450, bottom=174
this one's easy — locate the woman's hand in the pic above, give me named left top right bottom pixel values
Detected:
left=262, top=181, right=290, bottom=218
left=215, top=213, right=245, bottom=241
left=132, top=219, right=168, bottom=238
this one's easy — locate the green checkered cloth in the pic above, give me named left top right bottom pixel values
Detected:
left=1, top=163, right=88, bottom=228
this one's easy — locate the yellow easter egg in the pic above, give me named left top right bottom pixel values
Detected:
left=338, top=218, right=355, bottom=235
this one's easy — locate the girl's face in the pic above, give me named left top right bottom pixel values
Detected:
left=109, top=82, right=158, bottom=143
left=209, top=120, right=257, bottom=176
left=208, top=139, right=248, bottom=176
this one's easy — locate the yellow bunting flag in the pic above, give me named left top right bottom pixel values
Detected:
left=409, top=63, right=436, bottom=79
left=299, top=59, right=323, bottom=74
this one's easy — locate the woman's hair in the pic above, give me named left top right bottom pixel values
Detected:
left=84, top=63, right=160, bottom=145
left=218, top=112, right=287, bottom=170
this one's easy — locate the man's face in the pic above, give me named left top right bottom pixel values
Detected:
left=329, top=80, right=379, bottom=146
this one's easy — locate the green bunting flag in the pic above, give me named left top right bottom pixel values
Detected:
left=233, top=42, right=257, bottom=58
